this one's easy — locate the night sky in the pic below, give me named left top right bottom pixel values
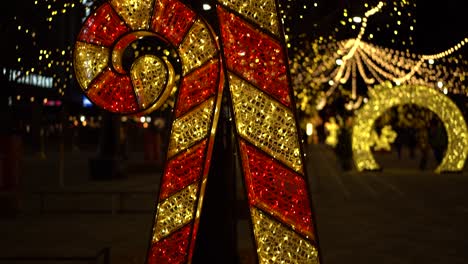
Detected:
left=1, top=0, right=467, bottom=99
left=416, top=0, right=468, bottom=54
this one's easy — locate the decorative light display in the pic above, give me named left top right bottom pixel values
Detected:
left=289, top=1, right=468, bottom=116
left=352, top=82, right=468, bottom=173
left=73, top=0, right=321, bottom=263
left=370, top=125, right=397, bottom=151
left=218, top=1, right=320, bottom=261
left=324, top=117, right=339, bottom=147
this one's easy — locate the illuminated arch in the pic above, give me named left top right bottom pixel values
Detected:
left=352, top=83, right=468, bottom=173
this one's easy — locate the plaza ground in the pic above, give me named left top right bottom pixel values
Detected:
left=1, top=143, right=468, bottom=263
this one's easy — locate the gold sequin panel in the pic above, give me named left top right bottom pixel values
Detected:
left=353, top=84, right=468, bottom=172
left=218, top=0, right=280, bottom=36
left=74, top=41, right=109, bottom=90
left=229, top=73, right=302, bottom=173
left=130, top=55, right=168, bottom=109
left=251, top=208, right=320, bottom=264
left=152, top=182, right=198, bottom=242
left=110, top=0, right=154, bottom=30
left=178, top=19, right=217, bottom=75
left=168, top=97, right=215, bottom=157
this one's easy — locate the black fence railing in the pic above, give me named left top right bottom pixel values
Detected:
left=0, top=247, right=110, bottom=264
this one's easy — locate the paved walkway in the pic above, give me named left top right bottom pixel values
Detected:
left=1, top=144, right=468, bottom=263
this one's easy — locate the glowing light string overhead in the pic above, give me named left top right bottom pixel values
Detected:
left=290, top=1, right=468, bottom=113
left=327, top=2, right=384, bottom=97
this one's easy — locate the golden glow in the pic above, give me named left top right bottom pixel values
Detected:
left=251, top=208, right=319, bottom=264
left=130, top=55, right=168, bottom=109
left=229, top=73, right=303, bottom=173
left=110, top=0, right=154, bottom=30
left=353, top=83, right=468, bottom=173
left=370, top=125, right=397, bottom=151
left=218, top=0, right=280, bottom=36
left=74, top=41, right=109, bottom=90
left=179, top=19, right=217, bottom=75
left=324, top=117, right=339, bottom=147
left=167, top=98, right=215, bottom=157
left=152, top=183, right=199, bottom=242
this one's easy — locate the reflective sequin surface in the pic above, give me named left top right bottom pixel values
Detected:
left=229, top=73, right=302, bottom=172
left=110, top=0, right=154, bottom=30
left=251, top=208, right=320, bottom=264
left=74, top=42, right=109, bottom=90
left=159, top=140, right=207, bottom=200
left=152, top=183, right=199, bottom=242
left=179, top=19, right=217, bottom=75
left=130, top=55, right=168, bottom=109
left=175, top=60, right=219, bottom=117
left=218, top=7, right=290, bottom=107
left=240, top=140, right=314, bottom=238
left=77, top=3, right=129, bottom=47
left=152, top=0, right=196, bottom=46
left=168, top=98, right=215, bottom=157
left=218, top=0, right=280, bottom=35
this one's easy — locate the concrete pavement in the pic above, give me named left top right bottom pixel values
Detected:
left=1, top=144, right=468, bottom=263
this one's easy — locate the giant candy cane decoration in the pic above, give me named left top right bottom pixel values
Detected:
left=74, top=0, right=321, bottom=263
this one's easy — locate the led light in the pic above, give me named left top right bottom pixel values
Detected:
left=306, top=123, right=313, bottom=136
left=352, top=16, right=362, bottom=23
left=202, top=3, right=211, bottom=10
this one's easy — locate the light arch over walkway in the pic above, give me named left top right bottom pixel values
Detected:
left=352, top=83, right=468, bottom=173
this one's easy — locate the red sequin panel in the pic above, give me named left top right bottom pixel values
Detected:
left=175, top=60, right=219, bottom=117
left=78, top=3, right=129, bottom=47
left=147, top=224, right=191, bottom=264
left=159, top=140, right=207, bottom=200
left=87, top=68, right=139, bottom=113
left=240, top=140, right=314, bottom=238
left=152, top=0, right=196, bottom=46
left=218, top=7, right=291, bottom=107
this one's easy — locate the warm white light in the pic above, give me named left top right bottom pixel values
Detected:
left=140, top=116, right=146, bottom=123
left=306, top=123, right=314, bottom=136
left=80, top=115, right=86, bottom=122
left=353, top=16, right=362, bottom=23
left=437, top=81, right=443, bottom=89
left=443, top=88, right=448, bottom=94
left=428, top=59, right=434, bottom=64
left=328, top=80, right=335, bottom=85
left=202, top=3, right=211, bottom=10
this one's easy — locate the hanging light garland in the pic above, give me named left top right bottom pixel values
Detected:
left=290, top=1, right=468, bottom=114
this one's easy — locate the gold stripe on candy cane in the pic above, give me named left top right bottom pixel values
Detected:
left=179, top=19, right=218, bottom=76
left=218, top=0, right=280, bottom=36
left=251, top=208, right=320, bottom=263
left=110, top=0, right=154, bottom=30
left=167, top=97, right=215, bottom=158
left=152, top=182, right=199, bottom=243
left=74, top=41, right=109, bottom=90
left=229, top=73, right=303, bottom=173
